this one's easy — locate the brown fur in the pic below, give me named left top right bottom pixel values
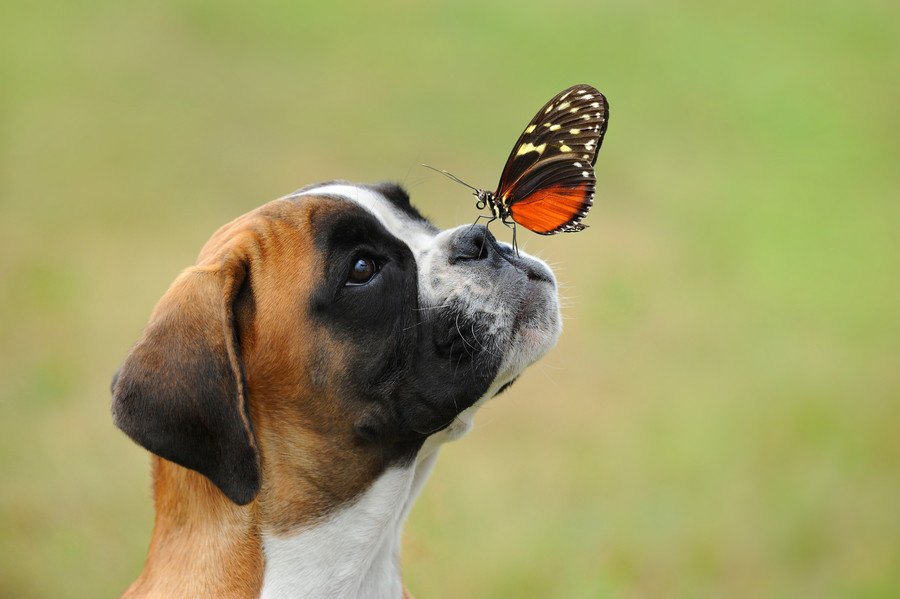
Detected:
left=119, top=197, right=398, bottom=596
left=122, top=458, right=264, bottom=598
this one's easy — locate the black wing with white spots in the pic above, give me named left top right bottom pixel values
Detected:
left=493, top=84, right=609, bottom=234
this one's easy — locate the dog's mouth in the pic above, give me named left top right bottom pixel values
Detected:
left=431, top=250, right=560, bottom=361
left=508, top=247, right=556, bottom=285
left=494, top=375, right=520, bottom=397
left=525, top=262, right=555, bottom=285
left=499, top=256, right=555, bottom=344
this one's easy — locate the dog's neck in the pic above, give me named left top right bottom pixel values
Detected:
left=123, top=448, right=443, bottom=598
left=261, top=453, right=439, bottom=598
left=122, top=458, right=264, bottom=598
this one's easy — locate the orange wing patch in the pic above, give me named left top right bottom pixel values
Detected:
left=508, top=184, right=592, bottom=234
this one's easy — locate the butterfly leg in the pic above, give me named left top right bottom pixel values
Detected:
left=500, top=216, right=519, bottom=257
left=474, top=216, right=497, bottom=257
left=468, top=214, right=495, bottom=231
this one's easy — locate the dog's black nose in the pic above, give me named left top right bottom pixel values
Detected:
left=449, top=225, right=498, bottom=263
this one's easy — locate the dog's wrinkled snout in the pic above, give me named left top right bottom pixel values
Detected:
left=448, top=225, right=497, bottom=264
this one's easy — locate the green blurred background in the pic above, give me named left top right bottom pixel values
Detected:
left=2, top=0, right=898, bottom=597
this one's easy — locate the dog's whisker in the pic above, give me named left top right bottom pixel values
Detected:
left=414, top=302, right=453, bottom=312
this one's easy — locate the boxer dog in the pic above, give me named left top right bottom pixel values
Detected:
left=111, top=182, right=561, bottom=598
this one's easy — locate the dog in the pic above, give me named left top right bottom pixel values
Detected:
left=111, top=181, right=562, bottom=598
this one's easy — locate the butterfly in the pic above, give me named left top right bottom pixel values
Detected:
left=427, top=84, right=609, bottom=250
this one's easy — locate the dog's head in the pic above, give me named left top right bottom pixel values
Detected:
left=112, top=182, right=561, bottom=509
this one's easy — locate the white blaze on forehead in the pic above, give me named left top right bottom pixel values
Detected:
left=291, top=184, right=434, bottom=255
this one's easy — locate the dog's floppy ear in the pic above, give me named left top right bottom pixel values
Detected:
left=111, top=244, right=259, bottom=505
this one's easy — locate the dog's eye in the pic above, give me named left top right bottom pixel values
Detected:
left=345, top=256, right=379, bottom=286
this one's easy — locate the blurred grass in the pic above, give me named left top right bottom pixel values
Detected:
left=1, top=0, right=898, bottom=597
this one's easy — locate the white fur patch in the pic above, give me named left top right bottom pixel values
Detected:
left=293, top=183, right=434, bottom=256
left=261, top=468, right=414, bottom=598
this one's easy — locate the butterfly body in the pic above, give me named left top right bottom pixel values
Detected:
left=473, top=186, right=588, bottom=234
left=474, top=189, right=506, bottom=222
left=470, top=84, right=608, bottom=238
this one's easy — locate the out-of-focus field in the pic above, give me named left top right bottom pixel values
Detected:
left=1, top=1, right=898, bottom=597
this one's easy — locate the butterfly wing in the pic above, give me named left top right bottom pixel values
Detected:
left=506, top=155, right=595, bottom=234
left=495, top=84, right=609, bottom=234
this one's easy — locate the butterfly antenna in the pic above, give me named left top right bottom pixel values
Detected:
left=421, top=164, right=481, bottom=193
